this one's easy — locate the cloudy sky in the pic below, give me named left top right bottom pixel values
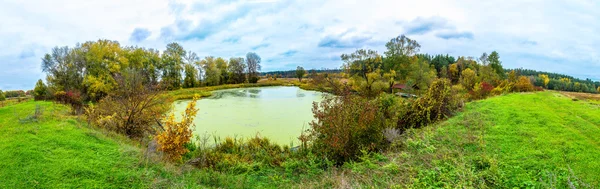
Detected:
left=0, top=0, right=598, bottom=90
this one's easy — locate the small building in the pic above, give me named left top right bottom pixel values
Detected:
left=392, top=83, right=418, bottom=98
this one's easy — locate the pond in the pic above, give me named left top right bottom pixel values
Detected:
left=172, top=86, right=325, bottom=146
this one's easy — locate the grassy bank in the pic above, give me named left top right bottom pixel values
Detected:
left=1, top=91, right=599, bottom=188
left=324, top=91, right=600, bottom=188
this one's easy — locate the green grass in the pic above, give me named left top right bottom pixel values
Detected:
left=336, top=91, right=600, bottom=188
left=1, top=91, right=599, bottom=188
left=0, top=101, right=200, bottom=188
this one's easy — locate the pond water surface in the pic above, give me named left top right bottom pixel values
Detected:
left=172, top=86, right=325, bottom=145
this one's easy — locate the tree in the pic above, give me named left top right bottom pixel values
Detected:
left=42, top=46, right=85, bottom=99
left=341, top=49, right=384, bottom=97
left=0, top=90, right=5, bottom=101
left=33, top=79, right=48, bottom=100
left=227, top=57, right=247, bottom=84
left=460, top=68, right=477, bottom=90
left=246, top=52, right=261, bottom=83
left=407, top=57, right=437, bottom=92
left=215, top=57, right=229, bottom=84
left=295, top=66, right=306, bottom=81
left=514, top=76, right=534, bottom=92
left=478, top=65, right=500, bottom=86
left=86, top=70, right=168, bottom=138
left=200, top=56, right=221, bottom=86
left=487, top=51, right=505, bottom=79
left=183, top=63, right=199, bottom=88
left=478, top=52, right=489, bottom=65
left=384, top=34, right=421, bottom=57
left=539, top=74, right=550, bottom=88
left=384, top=34, right=420, bottom=81
left=162, top=42, right=186, bottom=90
left=448, top=63, right=460, bottom=84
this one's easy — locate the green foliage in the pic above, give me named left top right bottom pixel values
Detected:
left=407, top=57, right=437, bottom=92
left=183, top=63, right=199, bottom=88
left=227, top=57, right=247, bottom=84
left=305, top=95, right=388, bottom=164
left=295, top=66, right=306, bottom=81
left=33, top=79, right=48, bottom=101
left=0, top=90, right=5, bottom=101
left=342, top=49, right=388, bottom=97
left=487, top=51, right=505, bottom=79
left=162, top=42, right=186, bottom=90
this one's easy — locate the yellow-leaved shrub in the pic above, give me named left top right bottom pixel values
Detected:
left=156, top=95, right=199, bottom=161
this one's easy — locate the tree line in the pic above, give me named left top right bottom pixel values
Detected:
left=36, top=40, right=263, bottom=102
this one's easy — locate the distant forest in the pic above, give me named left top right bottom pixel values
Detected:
left=261, top=69, right=342, bottom=78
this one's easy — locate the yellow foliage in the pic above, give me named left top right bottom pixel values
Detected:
left=538, top=74, right=550, bottom=88
left=514, top=76, right=534, bottom=92
left=156, top=94, right=200, bottom=161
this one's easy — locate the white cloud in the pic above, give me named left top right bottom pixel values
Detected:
left=0, top=0, right=598, bottom=90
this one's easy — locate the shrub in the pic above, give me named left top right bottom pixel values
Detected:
left=33, top=79, right=48, bottom=101
left=514, top=76, right=534, bottom=92
left=249, top=76, right=260, bottom=83
left=156, top=95, right=199, bottom=161
left=54, top=90, right=84, bottom=114
left=304, top=95, right=387, bottom=164
left=86, top=72, right=167, bottom=138
left=469, top=82, right=494, bottom=100
left=491, top=80, right=513, bottom=95
left=0, top=90, right=5, bottom=101
left=399, top=79, right=462, bottom=130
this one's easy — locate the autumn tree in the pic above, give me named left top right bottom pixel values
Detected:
left=342, top=49, right=385, bottom=97
left=246, top=52, right=262, bottom=83
left=514, top=76, right=534, bottom=92
left=448, top=63, right=460, bottom=84
left=478, top=65, right=500, bottom=86
left=227, top=57, right=247, bottom=84
left=33, top=79, right=48, bottom=100
left=86, top=70, right=167, bottom=138
left=539, top=74, right=550, bottom=88
left=460, top=68, right=477, bottom=90
left=295, top=66, right=306, bottom=81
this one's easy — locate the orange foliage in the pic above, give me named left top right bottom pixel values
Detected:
left=156, top=95, right=199, bottom=161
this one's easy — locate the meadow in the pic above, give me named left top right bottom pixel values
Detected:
left=1, top=91, right=598, bottom=188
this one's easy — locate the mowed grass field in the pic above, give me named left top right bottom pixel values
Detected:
left=0, top=91, right=599, bottom=188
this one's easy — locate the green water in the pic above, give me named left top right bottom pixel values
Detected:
left=173, top=86, right=325, bottom=145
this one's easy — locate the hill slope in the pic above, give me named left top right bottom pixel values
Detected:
left=377, top=91, right=600, bottom=188
left=0, top=101, right=192, bottom=188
